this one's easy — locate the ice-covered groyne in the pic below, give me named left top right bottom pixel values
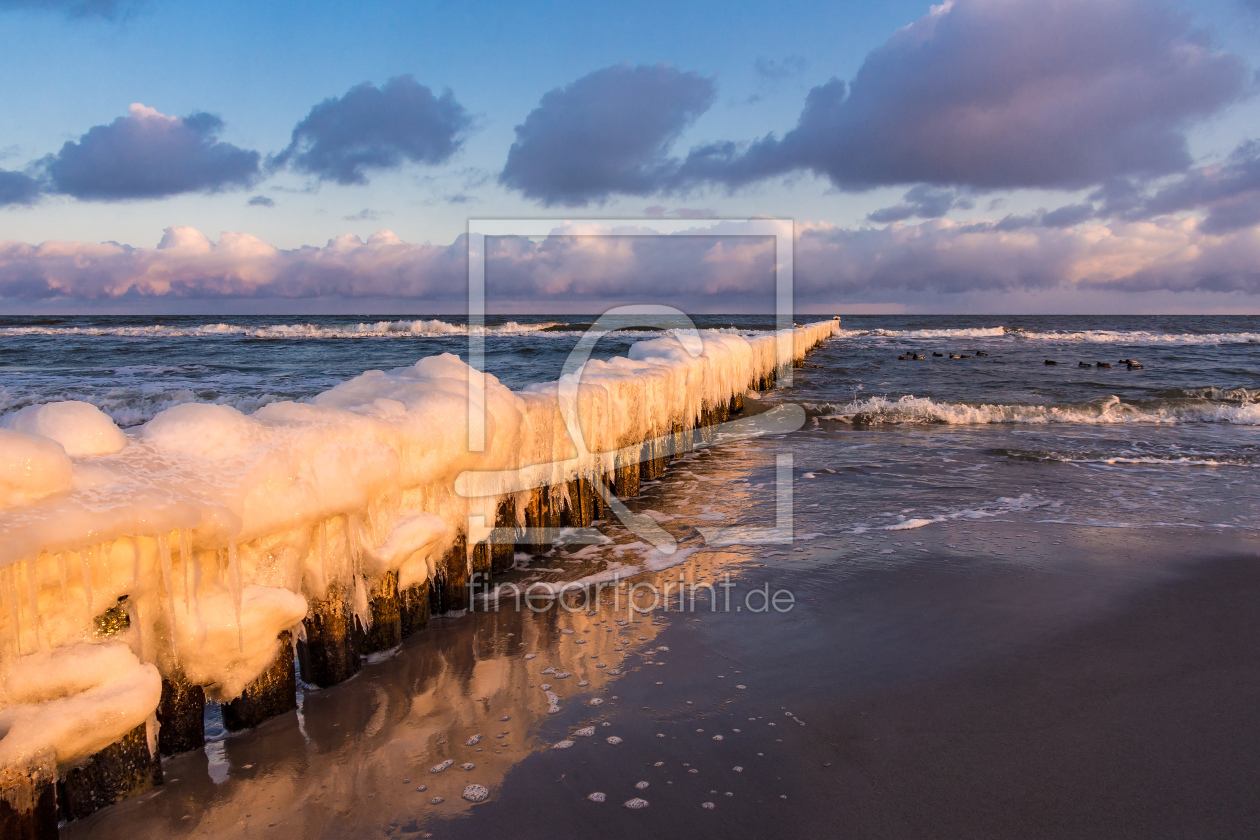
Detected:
left=0, top=318, right=838, bottom=833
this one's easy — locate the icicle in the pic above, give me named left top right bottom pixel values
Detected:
left=80, top=549, right=94, bottom=614
left=103, top=541, right=115, bottom=589
left=227, top=542, right=244, bottom=652
left=22, top=558, right=41, bottom=651
left=318, top=519, right=330, bottom=588
left=4, top=566, right=21, bottom=656
left=158, top=533, right=178, bottom=659
left=179, top=529, right=192, bottom=605
left=57, top=553, right=69, bottom=605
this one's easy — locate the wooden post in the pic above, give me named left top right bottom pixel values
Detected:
left=223, top=629, right=296, bottom=731
left=299, top=584, right=361, bottom=687
left=430, top=532, right=469, bottom=613
left=400, top=581, right=431, bottom=637
left=0, top=757, right=57, bottom=840
left=158, top=670, right=205, bottom=756
left=614, top=455, right=639, bottom=498
left=491, top=496, right=516, bottom=573
left=56, top=723, right=162, bottom=822
left=562, top=477, right=594, bottom=527
left=521, top=489, right=556, bottom=555
left=361, top=572, right=401, bottom=654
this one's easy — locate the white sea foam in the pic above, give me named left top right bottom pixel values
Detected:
left=832, top=326, right=1260, bottom=345
left=815, top=394, right=1260, bottom=426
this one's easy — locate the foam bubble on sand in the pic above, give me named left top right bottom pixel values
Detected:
left=606, top=736, right=622, bottom=744
left=560, top=628, right=575, bottom=635
left=462, top=784, right=488, bottom=802
left=574, top=726, right=595, bottom=737
left=524, top=654, right=537, bottom=660
left=546, top=691, right=562, bottom=713
left=635, top=781, right=649, bottom=789
left=588, top=792, right=606, bottom=803
left=624, top=797, right=649, bottom=809
left=430, top=760, right=454, bottom=773
left=459, top=762, right=475, bottom=770
left=553, top=740, right=575, bottom=749
left=702, top=801, right=716, bottom=809
left=465, top=734, right=482, bottom=746
left=431, top=797, right=445, bottom=804
left=589, top=698, right=604, bottom=706
left=712, top=735, right=724, bottom=741
left=733, top=766, right=743, bottom=772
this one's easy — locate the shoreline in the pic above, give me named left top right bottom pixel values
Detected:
left=61, top=525, right=1260, bottom=839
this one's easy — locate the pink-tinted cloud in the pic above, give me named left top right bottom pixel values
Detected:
left=2, top=213, right=1259, bottom=310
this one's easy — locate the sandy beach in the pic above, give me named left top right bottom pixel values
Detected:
left=62, top=521, right=1260, bottom=840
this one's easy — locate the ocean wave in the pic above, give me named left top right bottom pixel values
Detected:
left=0, top=319, right=572, bottom=339
left=832, top=326, right=1260, bottom=345
left=811, top=393, right=1260, bottom=426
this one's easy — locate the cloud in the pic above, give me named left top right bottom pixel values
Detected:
left=0, top=169, right=41, bottom=206
left=1098, top=139, right=1260, bottom=233
left=753, top=56, right=807, bottom=81
left=679, top=0, right=1252, bottom=192
left=43, top=104, right=260, bottom=200
left=344, top=208, right=386, bottom=221
left=499, top=63, right=716, bottom=206
left=247, top=195, right=275, bottom=207
left=0, top=0, right=134, bottom=18
left=3, top=213, right=1260, bottom=310
left=867, top=185, right=973, bottom=223
left=273, top=76, right=470, bottom=185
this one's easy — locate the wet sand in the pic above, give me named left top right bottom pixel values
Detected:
left=63, top=522, right=1260, bottom=840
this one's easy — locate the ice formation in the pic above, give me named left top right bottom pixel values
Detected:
left=0, top=321, right=838, bottom=780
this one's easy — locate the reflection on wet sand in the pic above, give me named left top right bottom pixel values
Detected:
left=62, top=583, right=679, bottom=837
left=61, top=442, right=787, bottom=839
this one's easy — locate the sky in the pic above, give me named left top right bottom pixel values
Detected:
left=1, top=0, right=1259, bottom=314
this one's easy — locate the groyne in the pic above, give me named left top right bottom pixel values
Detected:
left=0, top=318, right=839, bottom=835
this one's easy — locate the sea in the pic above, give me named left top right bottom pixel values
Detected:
left=2, top=313, right=1256, bottom=547
left=14, top=313, right=1259, bottom=838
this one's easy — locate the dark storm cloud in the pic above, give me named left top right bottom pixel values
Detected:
left=247, top=195, right=275, bottom=207
left=44, top=104, right=260, bottom=200
left=0, top=169, right=41, bottom=206
left=273, top=76, right=470, bottom=186
left=499, top=63, right=716, bottom=206
left=867, top=185, right=973, bottom=223
left=678, top=0, right=1251, bottom=193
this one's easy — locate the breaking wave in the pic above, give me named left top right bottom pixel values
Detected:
left=811, top=393, right=1260, bottom=426
left=0, top=319, right=571, bottom=339
left=833, top=326, right=1260, bottom=345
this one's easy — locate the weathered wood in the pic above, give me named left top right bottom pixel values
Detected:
left=299, top=583, right=361, bottom=687
left=430, top=532, right=469, bottom=613
left=491, top=497, right=516, bottom=573
left=224, top=629, right=296, bottom=731
left=399, top=581, right=431, bottom=636
left=157, top=670, right=205, bottom=756
left=56, top=723, right=161, bottom=822
left=562, top=477, right=594, bottom=527
left=361, top=572, right=401, bottom=654
left=614, top=456, right=639, bottom=498
left=0, top=758, right=57, bottom=840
